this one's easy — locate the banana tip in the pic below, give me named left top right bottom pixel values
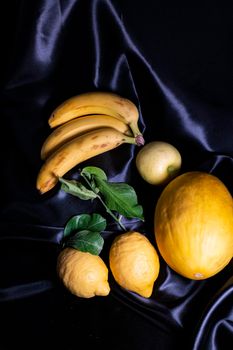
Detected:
left=37, top=187, right=45, bottom=195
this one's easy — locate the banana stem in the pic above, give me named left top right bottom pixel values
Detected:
left=124, top=135, right=145, bottom=146
left=128, top=122, right=145, bottom=146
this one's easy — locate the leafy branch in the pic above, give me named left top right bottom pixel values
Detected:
left=59, top=166, right=144, bottom=231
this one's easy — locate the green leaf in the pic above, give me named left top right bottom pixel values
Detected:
left=66, top=230, right=104, bottom=255
left=64, top=213, right=107, bottom=239
left=94, top=178, right=144, bottom=220
left=81, top=166, right=107, bottom=180
left=59, top=177, right=97, bottom=200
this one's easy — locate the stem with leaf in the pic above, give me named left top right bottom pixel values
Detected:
left=81, top=171, right=126, bottom=231
left=59, top=166, right=144, bottom=233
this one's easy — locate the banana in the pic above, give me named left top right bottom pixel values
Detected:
left=48, top=91, right=144, bottom=144
left=36, top=127, right=137, bottom=194
left=41, top=114, right=132, bottom=160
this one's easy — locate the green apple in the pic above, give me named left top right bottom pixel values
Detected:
left=136, top=141, right=182, bottom=185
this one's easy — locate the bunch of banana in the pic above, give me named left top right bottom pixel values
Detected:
left=48, top=91, right=144, bottom=141
left=36, top=91, right=144, bottom=194
left=40, top=114, right=133, bottom=160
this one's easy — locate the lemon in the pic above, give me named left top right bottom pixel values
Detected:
left=136, top=141, right=182, bottom=185
left=57, top=247, right=110, bottom=298
left=109, top=231, right=160, bottom=298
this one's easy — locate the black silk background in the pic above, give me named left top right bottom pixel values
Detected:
left=1, top=1, right=233, bottom=349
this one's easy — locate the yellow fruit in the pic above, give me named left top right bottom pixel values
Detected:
left=48, top=91, right=144, bottom=142
left=136, top=141, right=182, bottom=185
left=40, top=114, right=132, bottom=160
left=109, top=231, right=160, bottom=298
left=36, top=127, right=137, bottom=194
left=154, top=171, right=233, bottom=280
left=57, top=248, right=110, bottom=298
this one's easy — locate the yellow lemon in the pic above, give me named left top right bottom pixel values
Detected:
left=154, top=171, right=233, bottom=280
left=136, top=141, right=182, bottom=185
left=109, top=231, right=160, bottom=298
left=57, top=247, right=110, bottom=298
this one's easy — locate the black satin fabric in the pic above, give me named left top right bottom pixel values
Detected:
left=1, top=1, right=233, bottom=349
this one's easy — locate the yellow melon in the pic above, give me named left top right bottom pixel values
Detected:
left=154, top=171, right=233, bottom=280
